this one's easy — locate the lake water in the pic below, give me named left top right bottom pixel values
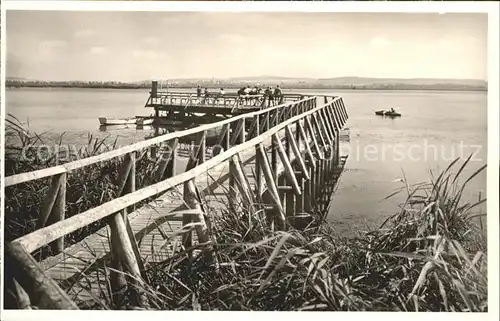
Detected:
left=5, top=87, right=487, bottom=236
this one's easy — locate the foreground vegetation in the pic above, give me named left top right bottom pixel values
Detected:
left=133, top=157, right=486, bottom=311
left=4, top=115, right=487, bottom=311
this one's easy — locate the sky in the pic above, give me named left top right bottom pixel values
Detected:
left=6, top=11, right=488, bottom=82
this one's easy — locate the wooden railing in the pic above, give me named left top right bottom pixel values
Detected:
left=145, top=91, right=305, bottom=109
left=4, top=95, right=348, bottom=309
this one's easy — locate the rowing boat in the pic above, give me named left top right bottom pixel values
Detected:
left=384, top=111, right=402, bottom=117
left=375, top=110, right=402, bottom=117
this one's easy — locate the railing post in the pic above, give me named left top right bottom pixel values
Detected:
left=253, top=114, right=260, bottom=139
left=240, top=117, right=246, bottom=143
left=109, top=151, right=149, bottom=303
left=230, top=154, right=253, bottom=209
left=51, top=173, right=66, bottom=254
left=38, top=172, right=66, bottom=255
left=213, top=123, right=230, bottom=156
left=273, top=133, right=301, bottom=196
left=278, top=175, right=287, bottom=220
left=228, top=121, right=240, bottom=211
left=327, top=103, right=340, bottom=170
left=109, top=207, right=148, bottom=308
left=295, top=120, right=305, bottom=216
left=200, top=130, right=206, bottom=164
left=183, top=179, right=213, bottom=260
left=271, top=133, right=278, bottom=183
left=159, top=139, right=178, bottom=179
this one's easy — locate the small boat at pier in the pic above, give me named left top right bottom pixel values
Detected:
left=98, top=117, right=137, bottom=125
left=136, top=118, right=154, bottom=125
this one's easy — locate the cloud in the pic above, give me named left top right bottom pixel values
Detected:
left=37, top=40, right=68, bottom=60
left=369, top=37, right=392, bottom=49
left=39, top=40, right=67, bottom=49
left=132, top=50, right=167, bottom=60
left=218, top=34, right=246, bottom=44
left=75, top=29, right=96, bottom=37
left=6, top=52, right=23, bottom=78
left=90, top=46, right=107, bottom=55
left=143, top=37, right=160, bottom=45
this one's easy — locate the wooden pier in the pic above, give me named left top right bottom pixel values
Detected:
left=4, top=92, right=349, bottom=309
left=145, top=81, right=305, bottom=125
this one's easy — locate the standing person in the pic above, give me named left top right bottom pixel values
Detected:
left=264, top=86, right=272, bottom=97
left=274, top=85, right=282, bottom=97
left=203, top=87, right=210, bottom=104
left=244, top=85, right=251, bottom=95
left=196, top=85, right=202, bottom=104
left=217, top=88, right=225, bottom=104
left=265, top=86, right=274, bottom=106
left=244, top=85, right=251, bottom=103
left=252, top=86, right=261, bottom=105
left=274, top=85, right=282, bottom=104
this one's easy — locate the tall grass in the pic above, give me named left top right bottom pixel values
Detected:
left=135, top=156, right=486, bottom=311
left=54, top=156, right=486, bottom=312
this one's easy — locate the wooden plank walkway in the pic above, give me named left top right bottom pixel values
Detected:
left=40, top=134, right=305, bottom=307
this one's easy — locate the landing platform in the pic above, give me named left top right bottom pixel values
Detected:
left=145, top=91, right=305, bottom=116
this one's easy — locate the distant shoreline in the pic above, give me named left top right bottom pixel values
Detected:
left=5, top=84, right=487, bottom=92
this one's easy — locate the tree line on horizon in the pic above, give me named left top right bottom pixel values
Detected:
left=5, top=79, right=487, bottom=91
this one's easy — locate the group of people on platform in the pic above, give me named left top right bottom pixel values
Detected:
left=236, top=85, right=283, bottom=99
left=195, top=84, right=283, bottom=102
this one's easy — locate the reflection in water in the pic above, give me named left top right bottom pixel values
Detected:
left=99, top=124, right=155, bottom=132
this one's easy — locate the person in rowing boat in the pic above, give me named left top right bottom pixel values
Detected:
left=389, top=108, right=395, bottom=114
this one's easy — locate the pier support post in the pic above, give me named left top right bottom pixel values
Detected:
left=257, top=144, right=286, bottom=229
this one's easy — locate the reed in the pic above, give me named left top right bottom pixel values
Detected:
left=39, top=158, right=488, bottom=311
left=141, top=157, right=487, bottom=311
